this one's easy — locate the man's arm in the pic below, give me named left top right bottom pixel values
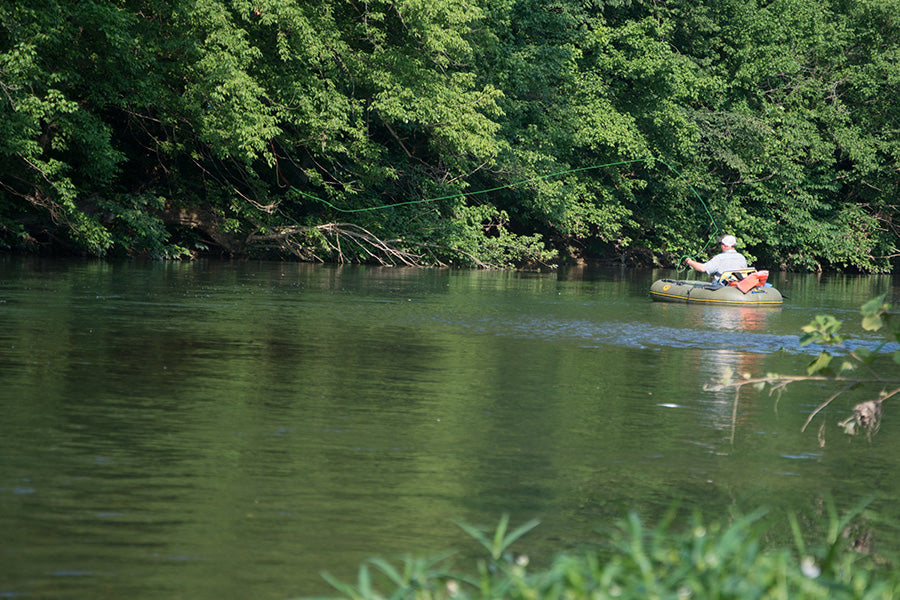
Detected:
left=685, top=257, right=706, bottom=273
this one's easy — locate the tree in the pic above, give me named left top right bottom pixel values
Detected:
left=0, top=1, right=183, bottom=256
left=1, top=0, right=898, bottom=269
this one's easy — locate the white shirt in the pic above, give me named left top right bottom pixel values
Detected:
left=702, top=249, right=748, bottom=279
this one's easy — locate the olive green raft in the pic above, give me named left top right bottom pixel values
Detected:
left=650, top=269, right=783, bottom=306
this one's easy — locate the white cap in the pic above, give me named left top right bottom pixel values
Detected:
left=720, top=235, right=737, bottom=247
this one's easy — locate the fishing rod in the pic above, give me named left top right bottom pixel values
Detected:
left=287, top=155, right=722, bottom=267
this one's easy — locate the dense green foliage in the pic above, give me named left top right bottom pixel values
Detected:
left=313, top=507, right=899, bottom=599
left=2, top=0, right=899, bottom=269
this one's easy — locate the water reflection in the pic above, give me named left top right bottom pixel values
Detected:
left=695, top=347, right=767, bottom=441
left=647, top=303, right=800, bottom=354
left=693, top=305, right=773, bottom=436
left=686, top=305, right=775, bottom=332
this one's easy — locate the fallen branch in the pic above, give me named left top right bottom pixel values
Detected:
left=247, top=222, right=424, bottom=266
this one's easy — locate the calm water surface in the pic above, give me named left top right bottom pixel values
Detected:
left=1, top=258, right=899, bottom=598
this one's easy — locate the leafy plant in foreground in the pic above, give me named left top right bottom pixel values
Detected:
left=306, top=503, right=898, bottom=600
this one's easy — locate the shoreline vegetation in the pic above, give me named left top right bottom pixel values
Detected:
left=307, top=507, right=899, bottom=600
left=2, top=1, right=899, bottom=271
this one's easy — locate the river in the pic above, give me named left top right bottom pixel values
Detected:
left=1, top=257, right=898, bottom=598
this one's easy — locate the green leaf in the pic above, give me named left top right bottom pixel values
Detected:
left=455, top=515, right=539, bottom=561
left=860, top=294, right=887, bottom=317
left=838, top=360, right=856, bottom=374
left=807, top=352, right=832, bottom=375
left=854, top=347, right=872, bottom=361
left=368, top=558, right=405, bottom=587
left=861, top=313, right=884, bottom=332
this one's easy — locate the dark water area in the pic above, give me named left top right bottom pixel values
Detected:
left=1, top=258, right=899, bottom=598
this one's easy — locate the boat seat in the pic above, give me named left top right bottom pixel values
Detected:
left=716, top=269, right=757, bottom=284
left=717, top=269, right=770, bottom=293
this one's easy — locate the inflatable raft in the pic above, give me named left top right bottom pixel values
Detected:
left=650, top=269, right=783, bottom=306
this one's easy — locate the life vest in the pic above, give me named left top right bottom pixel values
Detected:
left=716, top=269, right=769, bottom=293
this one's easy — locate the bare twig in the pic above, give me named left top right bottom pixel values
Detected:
left=801, top=382, right=858, bottom=432
left=709, top=374, right=900, bottom=441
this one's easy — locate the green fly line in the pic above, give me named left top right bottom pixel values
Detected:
left=289, top=156, right=720, bottom=267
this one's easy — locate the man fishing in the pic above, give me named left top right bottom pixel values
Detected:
left=684, top=234, right=748, bottom=280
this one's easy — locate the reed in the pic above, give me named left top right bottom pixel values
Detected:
left=307, top=500, right=899, bottom=600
